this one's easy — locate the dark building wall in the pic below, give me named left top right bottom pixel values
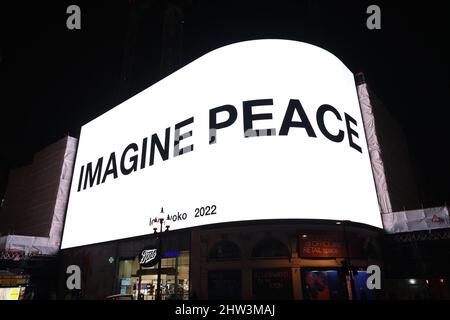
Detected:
left=382, top=230, right=450, bottom=299
left=0, top=137, right=73, bottom=237
left=0, top=163, right=9, bottom=204
left=0, top=166, right=30, bottom=234
left=58, top=242, right=119, bottom=300
left=369, top=90, right=420, bottom=211
left=384, top=231, right=450, bottom=279
left=160, top=2, right=186, bottom=77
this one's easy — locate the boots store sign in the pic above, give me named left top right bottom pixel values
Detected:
left=61, top=40, right=382, bottom=249
left=139, top=247, right=160, bottom=268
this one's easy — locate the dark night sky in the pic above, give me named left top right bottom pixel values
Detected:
left=0, top=0, right=449, bottom=207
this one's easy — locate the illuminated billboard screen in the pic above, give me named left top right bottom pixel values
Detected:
left=61, top=39, right=381, bottom=249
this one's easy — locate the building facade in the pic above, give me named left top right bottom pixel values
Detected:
left=0, top=136, right=77, bottom=300
left=57, top=220, right=383, bottom=300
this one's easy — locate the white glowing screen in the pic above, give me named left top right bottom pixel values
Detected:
left=62, top=39, right=382, bottom=249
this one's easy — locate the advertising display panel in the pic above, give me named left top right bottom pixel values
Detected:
left=62, top=39, right=381, bottom=249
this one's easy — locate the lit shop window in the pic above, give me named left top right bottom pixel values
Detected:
left=120, top=251, right=190, bottom=300
left=117, top=258, right=139, bottom=295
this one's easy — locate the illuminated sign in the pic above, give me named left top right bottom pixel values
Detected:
left=139, top=246, right=160, bottom=267
left=298, top=234, right=346, bottom=258
left=62, top=39, right=382, bottom=249
left=0, top=287, right=22, bottom=300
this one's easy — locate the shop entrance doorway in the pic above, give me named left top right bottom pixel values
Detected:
left=117, top=250, right=190, bottom=300
left=133, top=273, right=189, bottom=300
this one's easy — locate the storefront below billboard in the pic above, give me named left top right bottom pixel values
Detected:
left=117, top=250, right=190, bottom=300
left=190, top=221, right=384, bottom=300
left=58, top=220, right=383, bottom=300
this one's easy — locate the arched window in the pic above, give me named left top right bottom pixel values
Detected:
left=251, top=238, right=290, bottom=258
left=208, top=240, right=241, bottom=260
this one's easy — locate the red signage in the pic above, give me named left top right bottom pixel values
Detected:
left=298, top=234, right=346, bottom=258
